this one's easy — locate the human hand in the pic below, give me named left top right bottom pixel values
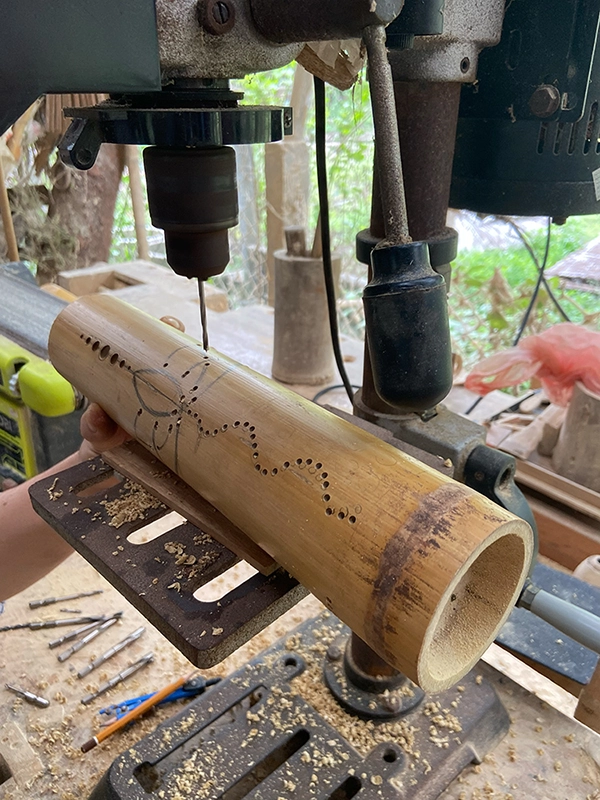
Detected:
left=78, top=403, right=131, bottom=461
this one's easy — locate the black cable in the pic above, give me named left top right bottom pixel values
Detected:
left=465, top=395, right=483, bottom=416
left=512, top=217, right=553, bottom=346
left=313, top=76, right=355, bottom=405
left=504, top=218, right=570, bottom=323
left=312, top=384, right=361, bottom=404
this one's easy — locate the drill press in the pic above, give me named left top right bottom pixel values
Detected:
left=4, top=0, right=600, bottom=797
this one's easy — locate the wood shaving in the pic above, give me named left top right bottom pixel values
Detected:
left=47, top=477, right=64, bottom=501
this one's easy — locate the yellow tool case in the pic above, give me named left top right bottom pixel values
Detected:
left=0, top=263, right=81, bottom=483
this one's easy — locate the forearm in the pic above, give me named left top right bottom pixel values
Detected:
left=0, top=453, right=82, bottom=601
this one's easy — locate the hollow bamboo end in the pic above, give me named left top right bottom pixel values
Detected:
left=417, top=519, right=533, bottom=693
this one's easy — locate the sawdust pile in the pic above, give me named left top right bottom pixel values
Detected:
left=101, top=481, right=164, bottom=528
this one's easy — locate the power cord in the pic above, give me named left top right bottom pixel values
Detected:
left=313, top=76, right=356, bottom=405
left=512, top=217, right=553, bottom=345
left=312, top=384, right=361, bottom=404
left=500, top=217, right=570, bottom=326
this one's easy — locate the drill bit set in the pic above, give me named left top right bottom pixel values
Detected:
left=1, top=591, right=149, bottom=707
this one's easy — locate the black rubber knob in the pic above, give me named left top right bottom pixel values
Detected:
left=363, top=241, right=453, bottom=412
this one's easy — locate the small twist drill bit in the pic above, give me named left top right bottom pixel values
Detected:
left=198, top=278, right=209, bottom=352
left=6, top=684, right=49, bottom=708
left=29, top=589, right=103, bottom=609
left=77, top=626, right=145, bottom=679
left=81, top=652, right=154, bottom=705
left=48, top=616, right=109, bottom=649
left=57, top=614, right=122, bottom=662
left=0, top=615, right=104, bottom=632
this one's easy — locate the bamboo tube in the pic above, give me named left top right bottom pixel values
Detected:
left=48, top=295, right=534, bottom=692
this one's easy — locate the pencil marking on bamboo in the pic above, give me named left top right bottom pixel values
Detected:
left=56, top=298, right=532, bottom=690
left=132, top=370, right=181, bottom=417
left=367, top=483, right=469, bottom=659
left=83, top=325, right=361, bottom=522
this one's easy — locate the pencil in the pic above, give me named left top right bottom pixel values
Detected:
left=80, top=673, right=192, bottom=753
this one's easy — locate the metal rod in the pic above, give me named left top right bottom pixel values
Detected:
left=521, top=585, right=600, bottom=654
left=363, top=24, right=411, bottom=245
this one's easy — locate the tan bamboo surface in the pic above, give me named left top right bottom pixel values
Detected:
left=48, top=294, right=534, bottom=692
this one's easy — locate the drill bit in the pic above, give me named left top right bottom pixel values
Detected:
left=29, top=589, right=103, bottom=609
left=81, top=652, right=154, bottom=705
left=48, top=616, right=110, bottom=649
left=77, top=626, right=145, bottom=679
left=57, top=614, right=122, bottom=662
left=0, top=615, right=104, bottom=632
left=6, top=684, right=50, bottom=708
left=198, top=278, right=209, bottom=352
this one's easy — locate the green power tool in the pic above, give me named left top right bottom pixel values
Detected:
left=0, top=263, right=82, bottom=483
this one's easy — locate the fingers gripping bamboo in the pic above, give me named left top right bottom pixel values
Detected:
left=49, top=295, right=534, bottom=692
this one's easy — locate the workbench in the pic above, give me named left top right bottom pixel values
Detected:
left=2, top=552, right=600, bottom=800
left=1, top=300, right=599, bottom=800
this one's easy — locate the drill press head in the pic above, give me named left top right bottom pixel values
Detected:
left=143, top=145, right=238, bottom=281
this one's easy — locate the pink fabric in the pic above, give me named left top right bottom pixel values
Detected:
left=465, top=324, right=600, bottom=406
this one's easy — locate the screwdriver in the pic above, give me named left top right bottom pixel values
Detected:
left=198, top=279, right=209, bottom=352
